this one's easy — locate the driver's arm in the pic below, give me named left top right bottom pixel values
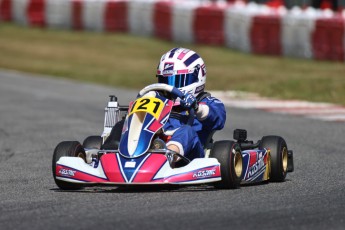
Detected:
left=196, top=103, right=209, bottom=121
left=197, top=97, right=226, bottom=131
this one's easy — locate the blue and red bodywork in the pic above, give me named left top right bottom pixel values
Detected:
left=241, top=149, right=270, bottom=183
left=55, top=91, right=222, bottom=185
left=119, top=93, right=173, bottom=158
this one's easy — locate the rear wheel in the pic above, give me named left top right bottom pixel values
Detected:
left=210, top=141, right=243, bottom=189
left=52, top=141, right=86, bottom=190
left=83, top=136, right=102, bottom=149
left=259, top=136, right=288, bottom=182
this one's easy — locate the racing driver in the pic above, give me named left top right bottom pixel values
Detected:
left=156, top=47, right=226, bottom=165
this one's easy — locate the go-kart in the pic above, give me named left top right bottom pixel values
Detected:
left=52, top=83, right=294, bottom=190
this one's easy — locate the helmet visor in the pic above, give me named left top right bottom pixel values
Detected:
left=157, top=73, right=198, bottom=88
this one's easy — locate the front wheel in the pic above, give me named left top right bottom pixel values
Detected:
left=259, top=136, right=288, bottom=182
left=52, top=141, right=86, bottom=190
left=210, top=141, right=243, bottom=189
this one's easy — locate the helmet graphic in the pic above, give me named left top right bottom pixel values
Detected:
left=156, top=48, right=206, bottom=97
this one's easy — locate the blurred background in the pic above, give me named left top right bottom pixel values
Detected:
left=0, top=0, right=344, bottom=105
left=246, top=0, right=343, bottom=11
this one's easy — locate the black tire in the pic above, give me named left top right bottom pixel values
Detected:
left=259, top=136, right=288, bottom=182
left=83, top=136, right=102, bottom=149
left=52, top=141, right=86, bottom=190
left=102, top=119, right=124, bottom=150
left=210, top=140, right=243, bottom=189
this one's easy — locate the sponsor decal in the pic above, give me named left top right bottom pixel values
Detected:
left=247, top=156, right=265, bottom=178
left=163, top=62, right=175, bottom=76
left=195, top=84, right=205, bottom=94
left=193, top=169, right=216, bottom=179
left=125, top=161, right=136, bottom=168
left=59, top=168, right=76, bottom=177
left=162, top=70, right=174, bottom=76
left=164, top=63, right=174, bottom=70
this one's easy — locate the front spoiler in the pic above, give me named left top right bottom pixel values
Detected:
left=55, top=153, right=221, bottom=186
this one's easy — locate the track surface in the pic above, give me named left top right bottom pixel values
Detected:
left=0, top=70, right=344, bottom=230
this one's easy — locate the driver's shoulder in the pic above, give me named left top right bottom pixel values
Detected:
left=198, top=92, right=223, bottom=104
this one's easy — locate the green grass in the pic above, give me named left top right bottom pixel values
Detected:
left=1, top=23, right=345, bottom=105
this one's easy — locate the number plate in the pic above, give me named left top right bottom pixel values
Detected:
left=129, top=97, right=164, bottom=119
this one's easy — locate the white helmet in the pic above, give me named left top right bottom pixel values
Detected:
left=156, top=48, right=206, bottom=98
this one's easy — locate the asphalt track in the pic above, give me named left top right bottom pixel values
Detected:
left=0, top=70, right=344, bottom=230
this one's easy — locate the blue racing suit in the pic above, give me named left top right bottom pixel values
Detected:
left=163, top=94, right=226, bottom=160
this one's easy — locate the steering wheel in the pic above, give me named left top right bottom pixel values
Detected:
left=138, top=83, right=184, bottom=98
left=138, top=83, right=195, bottom=125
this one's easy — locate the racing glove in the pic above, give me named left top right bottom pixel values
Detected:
left=180, top=92, right=199, bottom=111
